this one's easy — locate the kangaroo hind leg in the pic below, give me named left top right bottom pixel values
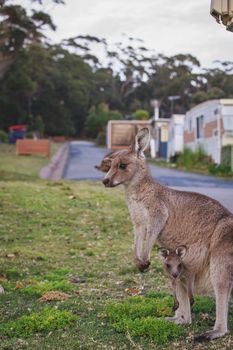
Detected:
left=195, top=253, right=233, bottom=342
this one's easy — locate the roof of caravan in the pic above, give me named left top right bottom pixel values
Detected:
left=187, top=99, right=233, bottom=114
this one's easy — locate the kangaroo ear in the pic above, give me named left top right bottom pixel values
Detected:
left=134, top=128, right=150, bottom=157
left=158, top=247, right=170, bottom=260
left=95, top=151, right=121, bottom=172
left=95, top=158, right=111, bottom=173
left=175, top=245, right=187, bottom=259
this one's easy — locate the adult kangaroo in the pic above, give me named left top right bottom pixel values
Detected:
left=100, top=128, right=233, bottom=341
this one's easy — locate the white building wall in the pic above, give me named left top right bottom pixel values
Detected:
left=167, top=114, right=185, bottom=159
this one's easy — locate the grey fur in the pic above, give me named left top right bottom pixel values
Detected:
left=100, top=128, right=233, bottom=341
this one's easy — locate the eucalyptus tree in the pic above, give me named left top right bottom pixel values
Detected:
left=0, top=0, right=63, bottom=79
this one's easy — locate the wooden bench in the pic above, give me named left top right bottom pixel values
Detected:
left=16, top=139, right=50, bottom=157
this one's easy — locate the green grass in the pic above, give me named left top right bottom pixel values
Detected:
left=0, top=307, right=78, bottom=338
left=0, top=143, right=61, bottom=181
left=1, top=145, right=233, bottom=349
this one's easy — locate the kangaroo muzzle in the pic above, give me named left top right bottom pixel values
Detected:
left=102, top=178, right=116, bottom=187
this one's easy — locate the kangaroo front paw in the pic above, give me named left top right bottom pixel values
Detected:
left=135, top=259, right=150, bottom=272
left=194, top=328, right=228, bottom=342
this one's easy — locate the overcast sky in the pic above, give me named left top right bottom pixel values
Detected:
left=25, top=0, right=233, bottom=68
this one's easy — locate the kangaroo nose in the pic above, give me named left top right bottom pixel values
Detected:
left=103, top=178, right=110, bottom=186
left=172, top=272, right=178, bottom=279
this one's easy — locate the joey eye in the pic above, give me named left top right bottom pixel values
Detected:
left=165, top=263, right=171, bottom=269
left=119, top=163, right=127, bottom=170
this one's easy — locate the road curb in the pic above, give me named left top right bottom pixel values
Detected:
left=39, top=142, right=70, bottom=180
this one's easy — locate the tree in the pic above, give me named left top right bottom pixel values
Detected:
left=85, top=103, right=122, bottom=138
left=0, top=0, right=63, bottom=79
left=0, top=44, right=94, bottom=136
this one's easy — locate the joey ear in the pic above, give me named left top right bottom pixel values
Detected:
left=95, top=151, right=121, bottom=173
left=175, top=245, right=187, bottom=259
left=95, top=158, right=111, bottom=173
left=134, top=128, right=150, bottom=157
left=158, top=247, right=170, bottom=260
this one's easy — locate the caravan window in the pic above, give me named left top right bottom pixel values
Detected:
left=196, top=115, right=204, bottom=139
left=188, top=118, right=192, bottom=133
left=223, top=115, right=233, bottom=133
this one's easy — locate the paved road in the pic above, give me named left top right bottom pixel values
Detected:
left=64, top=141, right=233, bottom=212
left=64, top=141, right=108, bottom=181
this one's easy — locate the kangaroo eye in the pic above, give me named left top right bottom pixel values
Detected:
left=166, top=263, right=171, bottom=269
left=119, top=163, right=127, bottom=170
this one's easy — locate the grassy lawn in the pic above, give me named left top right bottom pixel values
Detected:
left=1, top=144, right=233, bottom=349
left=0, top=143, right=61, bottom=182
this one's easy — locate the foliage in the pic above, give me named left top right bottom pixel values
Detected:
left=96, top=131, right=106, bottom=146
left=0, top=0, right=63, bottom=79
left=0, top=45, right=93, bottom=136
left=192, top=296, right=215, bottom=314
left=0, top=129, right=8, bottom=142
left=1, top=1, right=233, bottom=136
left=105, top=294, right=184, bottom=344
left=175, top=146, right=233, bottom=177
left=1, top=2, right=233, bottom=137
left=30, top=115, right=45, bottom=136
left=132, top=109, right=149, bottom=120
left=208, top=163, right=232, bottom=176
left=176, top=147, right=213, bottom=170
left=85, top=103, right=122, bottom=138
left=221, top=145, right=233, bottom=170
left=106, top=294, right=173, bottom=321
left=18, top=280, right=74, bottom=297
left=0, top=307, right=78, bottom=338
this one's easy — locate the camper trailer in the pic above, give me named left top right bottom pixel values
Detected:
left=184, top=99, right=233, bottom=163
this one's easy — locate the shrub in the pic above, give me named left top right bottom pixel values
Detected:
left=176, top=147, right=213, bottom=170
left=85, top=103, right=122, bottom=138
left=0, top=130, right=8, bottom=143
left=19, top=280, right=74, bottom=297
left=0, top=307, right=78, bottom=338
left=221, top=145, right=233, bottom=170
left=105, top=292, right=217, bottom=344
left=26, top=131, right=35, bottom=139
left=119, top=317, right=184, bottom=343
left=192, top=296, right=215, bottom=314
left=132, top=109, right=149, bottom=120
left=208, top=163, right=232, bottom=176
left=105, top=293, right=185, bottom=344
left=96, top=131, right=106, bottom=146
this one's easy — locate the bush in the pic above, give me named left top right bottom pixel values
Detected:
left=105, top=293, right=185, bottom=344
left=27, top=131, right=35, bottom=139
left=85, top=103, right=122, bottom=138
left=105, top=292, right=216, bottom=344
left=221, top=145, right=233, bottom=170
left=208, top=163, right=232, bottom=176
left=0, top=130, right=8, bottom=143
left=19, top=280, right=74, bottom=297
left=0, top=307, right=78, bottom=338
left=176, top=147, right=213, bottom=170
left=132, top=109, right=149, bottom=120
left=96, top=131, right=106, bottom=146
